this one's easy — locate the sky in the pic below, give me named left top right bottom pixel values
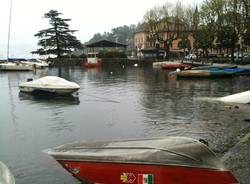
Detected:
left=0, top=0, right=202, bottom=59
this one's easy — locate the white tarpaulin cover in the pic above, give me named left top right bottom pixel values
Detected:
left=46, top=137, right=226, bottom=170
left=20, top=76, right=80, bottom=89
left=220, top=90, right=250, bottom=104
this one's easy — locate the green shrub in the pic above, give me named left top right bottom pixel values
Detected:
left=99, top=49, right=126, bottom=58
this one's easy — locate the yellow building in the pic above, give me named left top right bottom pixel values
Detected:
left=134, top=29, right=195, bottom=58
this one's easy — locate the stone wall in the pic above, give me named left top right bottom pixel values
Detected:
left=48, top=58, right=130, bottom=66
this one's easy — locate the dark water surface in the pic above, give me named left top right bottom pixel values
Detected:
left=1, top=64, right=250, bottom=184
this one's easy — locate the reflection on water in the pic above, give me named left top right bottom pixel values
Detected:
left=0, top=65, right=250, bottom=184
left=18, top=92, right=80, bottom=105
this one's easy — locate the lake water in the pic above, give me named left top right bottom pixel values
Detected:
left=0, top=64, right=250, bottom=184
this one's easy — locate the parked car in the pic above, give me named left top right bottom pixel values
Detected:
left=226, top=52, right=250, bottom=63
left=226, top=52, right=244, bottom=58
left=184, top=54, right=197, bottom=60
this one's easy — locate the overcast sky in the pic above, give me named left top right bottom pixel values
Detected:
left=0, top=0, right=202, bottom=59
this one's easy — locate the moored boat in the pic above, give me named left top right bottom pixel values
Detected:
left=83, top=61, right=101, bottom=68
left=162, top=63, right=191, bottom=70
left=45, top=137, right=238, bottom=184
left=176, top=70, right=210, bottom=78
left=224, top=67, right=250, bottom=76
left=152, top=61, right=169, bottom=68
left=0, top=62, right=34, bottom=71
left=19, top=76, right=80, bottom=95
left=82, top=52, right=101, bottom=68
left=21, top=59, right=49, bottom=69
left=176, top=67, right=250, bottom=78
left=219, top=90, right=250, bottom=104
left=192, top=65, right=237, bottom=70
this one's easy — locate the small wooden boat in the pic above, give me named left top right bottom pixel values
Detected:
left=176, top=67, right=250, bottom=78
left=19, top=76, right=80, bottom=95
left=82, top=52, right=101, bottom=68
left=162, top=63, right=191, bottom=70
left=152, top=61, right=169, bottom=68
left=225, top=68, right=250, bottom=76
left=176, top=70, right=211, bottom=78
left=46, top=137, right=238, bottom=184
left=219, top=90, right=250, bottom=104
left=0, top=62, right=33, bottom=71
left=192, top=65, right=237, bottom=70
left=209, top=68, right=250, bottom=77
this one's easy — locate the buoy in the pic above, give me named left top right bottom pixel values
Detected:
left=134, top=64, right=138, bottom=67
left=176, top=68, right=181, bottom=72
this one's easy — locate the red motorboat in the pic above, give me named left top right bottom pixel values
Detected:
left=162, top=63, right=191, bottom=70
left=82, top=52, right=101, bottom=68
left=46, top=137, right=238, bottom=184
left=82, top=61, right=101, bottom=68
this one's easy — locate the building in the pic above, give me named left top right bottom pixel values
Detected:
left=134, top=28, right=195, bottom=59
left=134, top=31, right=147, bottom=57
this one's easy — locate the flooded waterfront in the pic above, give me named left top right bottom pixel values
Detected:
left=0, top=64, right=250, bottom=184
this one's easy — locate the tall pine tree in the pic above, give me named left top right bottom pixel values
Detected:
left=33, top=10, right=82, bottom=58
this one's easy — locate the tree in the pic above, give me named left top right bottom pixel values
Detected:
left=199, top=0, right=249, bottom=62
left=142, top=1, right=194, bottom=59
left=191, top=6, right=200, bottom=53
left=196, top=26, right=214, bottom=58
left=241, top=0, right=250, bottom=47
left=87, top=24, right=137, bottom=45
left=199, top=0, right=224, bottom=53
left=162, top=2, right=185, bottom=59
left=178, top=32, right=191, bottom=55
left=33, top=10, right=82, bottom=58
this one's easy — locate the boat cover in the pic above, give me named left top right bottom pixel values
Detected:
left=192, top=66, right=237, bottom=70
left=19, top=76, right=80, bottom=89
left=46, top=137, right=226, bottom=170
left=177, top=67, right=250, bottom=77
left=220, top=90, right=250, bottom=104
left=225, top=68, right=250, bottom=75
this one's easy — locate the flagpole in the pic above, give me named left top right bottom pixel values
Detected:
left=7, top=0, right=13, bottom=62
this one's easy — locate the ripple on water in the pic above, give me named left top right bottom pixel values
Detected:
left=1, top=66, right=250, bottom=184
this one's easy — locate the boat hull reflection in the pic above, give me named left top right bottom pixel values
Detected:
left=18, top=92, right=80, bottom=105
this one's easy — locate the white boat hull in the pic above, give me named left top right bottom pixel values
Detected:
left=21, top=61, right=49, bottom=69
left=19, top=76, right=80, bottom=95
left=0, top=62, right=33, bottom=71
left=219, top=90, right=250, bottom=104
